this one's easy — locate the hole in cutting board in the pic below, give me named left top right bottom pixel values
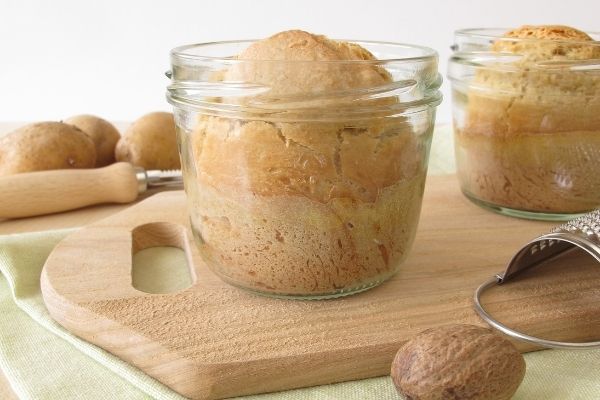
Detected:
left=131, top=222, right=194, bottom=294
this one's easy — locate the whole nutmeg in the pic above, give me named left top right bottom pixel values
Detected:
left=391, top=324, right=525, bottom=400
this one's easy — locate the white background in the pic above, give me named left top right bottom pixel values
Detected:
left=1, top=0, right=598, bottom=124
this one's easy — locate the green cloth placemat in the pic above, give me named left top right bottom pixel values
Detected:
left=0, top=126, right=599, bottom=399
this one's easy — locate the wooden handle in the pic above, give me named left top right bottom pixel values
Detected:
left=0, top=162, right=140, bottom=219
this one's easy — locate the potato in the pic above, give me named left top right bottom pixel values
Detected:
left=0, top=122, right=96, bottom=176
left=115, top=112, right=180, bottom=170
left=65, top=114, right=120, bottom=167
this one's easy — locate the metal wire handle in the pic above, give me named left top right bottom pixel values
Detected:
left=474, top=276, right=600, bottom=349
left=473, top=209, right=600, bottom=349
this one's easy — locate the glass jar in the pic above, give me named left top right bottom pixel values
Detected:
left=167, top=38, right=441, bottom=299
left=449, top=28, right=600, bottom=221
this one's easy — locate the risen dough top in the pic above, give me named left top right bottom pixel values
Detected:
left=492, top=25, right=600, bottom=61
left=224, top=30, right=392, bottom=99
left=470, top=24, right=600, bottom=114
left=194, top=30, right=419, bottom=203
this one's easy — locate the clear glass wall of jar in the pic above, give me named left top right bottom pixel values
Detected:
left=168, top=38, right=442, bottom=298
left=449, top=28, right=600, bottom=221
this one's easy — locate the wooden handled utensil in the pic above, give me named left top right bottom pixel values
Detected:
left=0, top=162, right=182, bottom=219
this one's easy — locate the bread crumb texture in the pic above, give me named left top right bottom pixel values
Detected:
left=181, top=30, right=430, bottom=295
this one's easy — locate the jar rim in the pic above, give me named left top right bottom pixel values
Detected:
left=167, top=38, right=442, bottom=120
left=449, top=27, right=600, bottom=85
left=170, top=39, right=438, bottom=65
left=454, top=27, right=600, bottom=47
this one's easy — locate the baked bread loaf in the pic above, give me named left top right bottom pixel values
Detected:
left=225, top=30, right=392, bottom=102
left=456, top=25, right=600, bottom=213
left=184, top=30, right=429, bottom=296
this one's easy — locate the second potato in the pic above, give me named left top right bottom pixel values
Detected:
left=65, top=114, right=121, bottom=167
left=115, top=112, right=180, bottom=170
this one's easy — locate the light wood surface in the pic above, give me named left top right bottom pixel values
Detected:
left=0, top=162, right=141, bottom=219
left=40, top=175, right=600, bottom=400
left=0, top=186, right=179, bottom=235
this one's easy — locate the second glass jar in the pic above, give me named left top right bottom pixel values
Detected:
left=449, top=28, right=600, bottom=220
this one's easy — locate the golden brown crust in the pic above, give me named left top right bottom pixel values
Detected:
left=237, top=30, right=378, bottom=62
left=196, top=31, right=414, bottom=203
left=193, top=118, right=419, bottom=203
left=500, top=25, right=592, bottom=42
left=477, top=24, right=600, bottom=95
left=225, top=30, right=391, bottom=101
left=464, top=91, right=600, bottom=137
left=473, top=24, right=600, bottom=105
left=492, top=25, right=600, bottom=61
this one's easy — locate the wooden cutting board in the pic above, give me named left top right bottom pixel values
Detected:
left=40, top=175, right=600, bottom=400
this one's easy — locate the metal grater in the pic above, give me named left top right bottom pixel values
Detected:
left=474, top=209, right=600, bottom=349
